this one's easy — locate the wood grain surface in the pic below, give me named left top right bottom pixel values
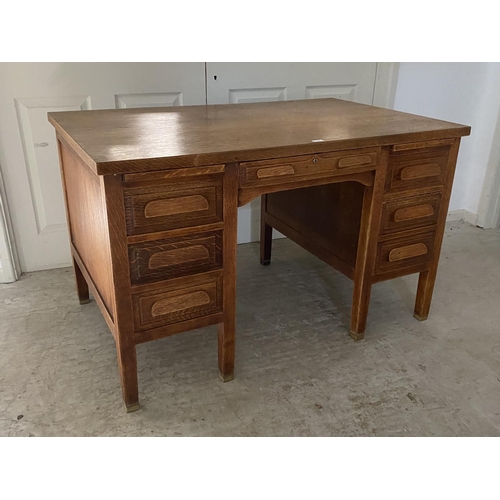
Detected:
left=48, top=99, right=470, bottom=174
left=49, top=99, right=469, bottom=411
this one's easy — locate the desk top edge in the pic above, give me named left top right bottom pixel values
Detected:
left=48, top=99, right=470, bottom=176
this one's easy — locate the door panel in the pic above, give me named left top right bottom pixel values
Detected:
left=0, top=62, right=388, bottom=272
left=0, top=62, right=206, bottom=271
left=206, top=62, right=378, bottom=105
left=206, top=62, right=379, bottom=243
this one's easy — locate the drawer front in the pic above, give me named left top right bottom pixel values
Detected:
left=124, top=177, right=223, bottom=235
left=387, top=148, right=450, bottom=193
left=132, top=275, right=222, bottom=331
left=239, top=148, right=379, bottom=187
left=375, top=231, right=435, bottom=274
left=381, top=192, right=441, bottom=235
left=129, top=230, right=223, bottom=285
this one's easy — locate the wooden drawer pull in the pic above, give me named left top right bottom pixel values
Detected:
left=151, top=290, right=211, bottom=317
left=389, top=243, right=428, bottom=262
left=338, top=155, right=373, bottom=168
left=400, top=163, right=441, bottom=181
left=144, top=195, right=209, bottom=218
left=392, top=139, right=454, bottom=152
left=394, top=204, right=434, bottom=222
left=256, top=165, right=295, bottom=179
left=148, top=245, right=210, bottom=270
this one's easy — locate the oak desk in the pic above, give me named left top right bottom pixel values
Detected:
left=49, top=99, right=470, bottom=412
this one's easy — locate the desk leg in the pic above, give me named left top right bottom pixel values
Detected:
left=414, top=270, right=434, bottom=321
left=116, top=339, right=139, bottom=412
left=350, top=167, right=385, bottom=341
left=414, top=139, right=460, bottom=322
left=350, top=282, right=372, bottom=340
left=104, top=174, right=140, bottom=412
left=218, top=165, right=238, bottom=382
left=260, top=195, right=273, bottom=266
left=73, top=257, right=90, bottom=304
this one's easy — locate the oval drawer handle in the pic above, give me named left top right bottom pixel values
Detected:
left=389, top=243, right=428, bottom=262
left=148, top=245, right=210, bottom=270
left=400, top=163, right=440, bottom=181
left=338, top=155, right=373, bottom=168
left=256, top=165, right=295, bottom=179
left=392, top=139, right=454, bottom=151
left=394, top=204, right=434, bottom=222
left=144, top=195, right=209, bottom=218
left=151, top=290, right=211, bottom=317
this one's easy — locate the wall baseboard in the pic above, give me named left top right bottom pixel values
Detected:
left=447, top=209, right=478, bottom=226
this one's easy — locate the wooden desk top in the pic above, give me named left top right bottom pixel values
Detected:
left=49, top=99, right=470, bottom=175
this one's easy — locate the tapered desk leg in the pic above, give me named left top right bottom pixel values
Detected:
left=73, top=257, right=90, bottom=304
left=218, top=164, right=238, bottom=382
left=351, top=281, right=372, bottom=340
left=414, top=266, right=437, bottom=321
left=260, top=195, right=273, bottom=266
left=116, top=338, right=139, bottom=412
left=218, top=322, right=235, bottom=382
left=350, top=163, right=386, bottom=341
left=104, top=174, right=140, bottom=412
left=414, top=139, right=460, bottom=323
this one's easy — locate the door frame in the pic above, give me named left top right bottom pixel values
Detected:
left=476, top=103, right=500, bottom=229
left=0, top=62, right=400, bottom=282
left=0, top=164, right=20, bottom=283
left=373, top=62, right=399, bottom=109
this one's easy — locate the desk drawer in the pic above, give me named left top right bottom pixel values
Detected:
left=239, top=148, right=379, bottom=187
left=132, top=274, right=222, bottom=332
left=129, top=230, right=223, bottom=285
left=381, top=192, right=441, bottom=235
left=124, top=177, right=223, bottom=235
left=387, top=148, right=450, bottom=193
left=375, top=231, right=435, bottom=275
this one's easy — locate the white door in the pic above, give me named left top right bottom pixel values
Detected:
left=0, top=62, right=206, bottom=272
left=205, top=62, right=381, bottom=243
left=0, top=62, right=395, bottom=273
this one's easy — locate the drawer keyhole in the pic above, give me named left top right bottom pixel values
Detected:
left=312, top=158, right=319, bottom=164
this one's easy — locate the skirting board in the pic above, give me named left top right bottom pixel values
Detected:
left=447, top=209, right=478, bottom=226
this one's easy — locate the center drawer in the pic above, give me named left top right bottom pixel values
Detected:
left=239, top=148, right=379, bottom=187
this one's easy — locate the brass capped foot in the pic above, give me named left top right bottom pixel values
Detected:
left=125, top=403, right=140, bottom=413
left=219, top=373, right=235, bottom=383
left=413, top=313, right=428, bottom=321
left=79, top=299, right=91, bottom=305
left=349, top=331, right=365, bottom=341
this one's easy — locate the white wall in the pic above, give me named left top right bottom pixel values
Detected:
left=393, top=62, right=500, bottom=218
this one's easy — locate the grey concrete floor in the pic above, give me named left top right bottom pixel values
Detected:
left=1, top=221, right=499, bottom=436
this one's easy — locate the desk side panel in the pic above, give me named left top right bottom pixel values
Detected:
left=59, top=141, right=114, bottom=318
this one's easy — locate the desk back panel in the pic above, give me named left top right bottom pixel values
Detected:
left=266, top=182, right=364, bottom=275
